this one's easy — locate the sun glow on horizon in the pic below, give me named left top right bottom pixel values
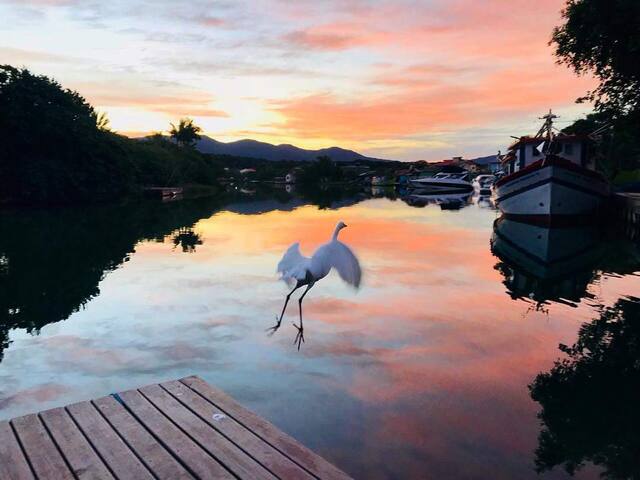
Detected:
left=0, top=0, right=595, bottom=160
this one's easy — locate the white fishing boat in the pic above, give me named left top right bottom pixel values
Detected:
left=494, top=111, right=610, bottom=225
left=409, top=171, right=473, bottom=193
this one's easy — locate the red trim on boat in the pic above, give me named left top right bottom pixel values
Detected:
left=495, top=155, right=606, bottom=188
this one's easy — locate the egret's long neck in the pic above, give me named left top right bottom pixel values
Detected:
left=332, top=225, right=341, bottom=240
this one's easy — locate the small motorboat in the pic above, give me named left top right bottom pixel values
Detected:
left=409, top=171, right=473, bottom=193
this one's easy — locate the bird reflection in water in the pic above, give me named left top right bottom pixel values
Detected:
left=268, top=220, right=362, bottom=350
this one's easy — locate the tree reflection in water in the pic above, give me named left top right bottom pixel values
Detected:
left=0, top=196, right=225, bottom=361
left=529, top=296, right=640, bottom=479
left=172, top=227, right=203, bottom=253
left=0, top=188, right=371, bottom=362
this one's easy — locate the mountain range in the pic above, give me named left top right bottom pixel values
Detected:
left=193, top=136, right=392, bottom=162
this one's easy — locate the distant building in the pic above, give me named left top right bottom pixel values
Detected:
left=472, top=154, right=502, bottom=173
left=394, top=166, right=419, bottom=185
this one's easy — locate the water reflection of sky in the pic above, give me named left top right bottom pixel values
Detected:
left=1, top=198, right=639, bottom=479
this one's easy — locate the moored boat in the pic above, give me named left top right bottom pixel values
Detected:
left=409, top=171, right=473, bottom=193
left=494, top=111, right=610, bottom=225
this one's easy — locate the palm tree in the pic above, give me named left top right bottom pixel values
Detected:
left=96, top=111, right=110, bottom=131
left=169, top=118, right=202, bottom=147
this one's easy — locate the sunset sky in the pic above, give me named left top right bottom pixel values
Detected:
left=1, top=0, right=595, bottom=160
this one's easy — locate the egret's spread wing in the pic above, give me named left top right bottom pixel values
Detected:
left=328, top=241, right=362, bottom=288
left=277, top=242, right=309, bottom=286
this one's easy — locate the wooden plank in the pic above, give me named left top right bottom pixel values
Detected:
left=0, top=420, right=35, bottom=480
left=162, top=380, right=315, bottom=480
left=67, top=401, right=155, bottom=480
left=139, top=384, right=277, bottom=480
left=39, top=407, right=114, bottom=480
left=11, top=414, right=74, bottom=480
left=118, top=389, right=234, bottom=479
left=180, top=376, right=352, bottom=480
left=93, top=396, right=194, bottom=480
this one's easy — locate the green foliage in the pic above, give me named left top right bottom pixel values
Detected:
left=562, top=111, right=640, bottom=175
left=529, top=297, right=640, bottom=479
left=612, top=168, right=640, bottom=185
left=298, top=156, right=344, bottom=185
left=125, top=134, right=223, bottom=186
left=169, top=117, right=202, bottom=147
left=0, top=65, right=134, bottom=203
left=552, top=0, right=640, bottom=116
left=0, top=66, right=221, bottom=204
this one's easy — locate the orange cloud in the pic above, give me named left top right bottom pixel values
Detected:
left=74, top=82, right=229, bottom=119
left=272, top=62, right=593, bottom=142
left=267, top=0, right=595, bottom=149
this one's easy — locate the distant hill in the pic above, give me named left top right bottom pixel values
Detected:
left=194, top=136, right=392, bottom=162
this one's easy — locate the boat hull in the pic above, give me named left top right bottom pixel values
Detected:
left=494, top=158, right=609, bottom=224
left=409, top=180, right=473, bottom=193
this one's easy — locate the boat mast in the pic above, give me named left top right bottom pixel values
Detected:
left=536, top=109, right=558, bottom=154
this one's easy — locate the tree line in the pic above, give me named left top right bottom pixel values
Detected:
left=552, top=0, right=640, bottom=179
left=0, top=65, right=221, bottom=205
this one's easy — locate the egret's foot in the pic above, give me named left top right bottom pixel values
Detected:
left=292, top=323, right=305, bottom=350
left=266, top=316, right=282, bottom=336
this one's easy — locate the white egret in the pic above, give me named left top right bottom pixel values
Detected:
left=269, top=220, right=362, bottom=348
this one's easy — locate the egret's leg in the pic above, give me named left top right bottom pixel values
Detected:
left=293, top=283, right=313, bottom=349
left=267, top=284, right=300, bottom=334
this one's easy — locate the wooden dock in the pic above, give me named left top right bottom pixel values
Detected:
left=0, top=376, right=352, bottom=480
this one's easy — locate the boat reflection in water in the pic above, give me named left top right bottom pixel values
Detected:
left=474, top=193, right=497, bottom=210
left=401, top=189, right=472, bottom=210
left=490, top=216, right=604, bottom=307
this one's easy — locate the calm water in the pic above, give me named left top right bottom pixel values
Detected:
left=1, top=191, right=639, bottom=479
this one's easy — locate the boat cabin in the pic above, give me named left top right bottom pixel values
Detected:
left=432, top=172, right=469, bottom=181
left=501, top=134, right=592, bottom=175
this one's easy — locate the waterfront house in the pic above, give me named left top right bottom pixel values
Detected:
left=473, top=154, right=502, bottom=173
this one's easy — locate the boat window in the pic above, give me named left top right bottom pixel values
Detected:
left=564, top=143, right=573, bottom=154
